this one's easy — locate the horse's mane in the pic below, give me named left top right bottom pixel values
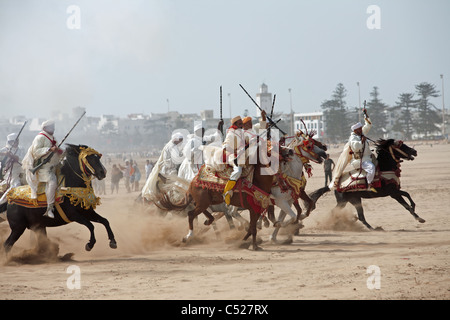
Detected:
left=375, top=139, right=395, bottom=152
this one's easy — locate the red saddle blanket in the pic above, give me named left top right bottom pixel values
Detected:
left=193, top=165, right=269, bottom=214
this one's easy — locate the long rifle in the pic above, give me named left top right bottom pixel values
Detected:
left=30, top=111, right=86, bottom=174
left=267, top=94, right=276, bottom=139
left=0, top=121, right=27, bottom=180
left=239, top=84, right=286, bottom=135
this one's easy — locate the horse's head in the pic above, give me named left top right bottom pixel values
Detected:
left=289, top=133, right=327, bottom=164
left=65, top=144, right=107, bottom=180
left=376, top=139, right=417, bottom=162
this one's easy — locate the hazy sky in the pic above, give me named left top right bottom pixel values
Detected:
left=0, top=0, right=448, bottom=120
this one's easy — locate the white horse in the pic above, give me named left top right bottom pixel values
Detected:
left=268, top=133, right=327, bottom=243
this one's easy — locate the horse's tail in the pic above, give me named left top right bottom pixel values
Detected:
left=154, top=190, right=193, bottom=212
left=309, top=186, right=330, bottom=204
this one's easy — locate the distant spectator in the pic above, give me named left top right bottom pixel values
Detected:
left=119, top=160, right=133, bottom=193
left=323, top=153, right=335, bottom=187
left=111, top=164, right=123, bottom=194
left=133, top=160, right=141, bottom=191
left=145, top=159, right=153, bottom=179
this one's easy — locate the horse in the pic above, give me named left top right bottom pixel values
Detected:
left=268, top=132, right=327, bottom=242
left=1, top=144, right=117, bottom=253
left=139, top=172, right=249, bottom=232
left=156, top=143, right=289, bottom=250
left=309, top=139, right=423, bottom=230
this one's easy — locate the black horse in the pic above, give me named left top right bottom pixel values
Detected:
left=310, top=139, right=424, bottom=230
left=1, top=144, right=117, bottom=253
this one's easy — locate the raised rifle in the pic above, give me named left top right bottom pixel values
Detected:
left=267, top=94, right=276, bottom=139
left=239, top=84, right=286, bottom=136
left=30, top=111, right=86, bottom=175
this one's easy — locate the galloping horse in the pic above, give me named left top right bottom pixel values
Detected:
left=1, top=144, right=117, bottom=253
left=310, top=139, right=423, bottom=230
left=156, top=144, right=289, bottom=250
left=268, top=132, right=327, bottom=242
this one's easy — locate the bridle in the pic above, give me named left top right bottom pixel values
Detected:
left=387, top=140, right=411, bottom=163
left=67, top=146, right=103, bottom=187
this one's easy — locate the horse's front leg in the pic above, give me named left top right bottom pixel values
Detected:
left=183, top=205, right=205, bottom=243
left=243, top=210, right=262, bottom=251
left=273, top=199, right=296, bottom=227
left=90, top=211, right=117, bottom=249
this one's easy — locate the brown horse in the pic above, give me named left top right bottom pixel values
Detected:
left=157, top=145, right=289, bottom=250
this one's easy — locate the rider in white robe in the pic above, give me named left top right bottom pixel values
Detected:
left=141, top=132, right=185, bottom=201
left=22, top=120, right=64, bottom=218
left=329, top=110, right=376, bottom=192
left=0, top=133, right=25, bottom=205
left=178, top=123, right=222, bottom=181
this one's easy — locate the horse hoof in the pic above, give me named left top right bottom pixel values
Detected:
left=252, top=245, right=263, bottom=251
left=417, top=217, right=426, bottom=223
left=109, top=240, right=117, bottom=249
left=204, top=218, right=214, bottom=226
left=85, top=243, right=93, bottom=251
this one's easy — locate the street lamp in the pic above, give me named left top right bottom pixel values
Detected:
left=289, top=88, right=293, bottom=136
left=357, top=82, right=361, bottom=123
left=228, top=93, right=231, bottom=120
left=441, top=74, right=446, bottom=138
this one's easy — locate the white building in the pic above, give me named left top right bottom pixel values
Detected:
left=294, top=111, right=324, bottom=139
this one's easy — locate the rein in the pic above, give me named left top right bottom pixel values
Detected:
left=388, top=145, right=409, bottom=162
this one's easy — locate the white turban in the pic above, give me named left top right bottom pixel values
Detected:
left=171, top=132, right=183, bottom=142
left=41, top=119, right=55, bottom=129
left=351, top=122, right=363, bottom=131
left=7, top=133, right=17, bottom=141
left=194, top=123, right=203, bottom=132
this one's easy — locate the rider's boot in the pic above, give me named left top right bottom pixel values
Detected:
left=43, top=203, right=55, bottom=218
left=223, top=180, right=236, bottom=205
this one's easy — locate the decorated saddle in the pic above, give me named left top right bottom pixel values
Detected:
left=272, top=172, right=307, bottom=201
left=193, top=164, right=254, bottom=193
left=7, top=175, right=100, bottom=211
left=193, top=164, right=271, bottom=214
left=335, top=167, right=401, bottom=193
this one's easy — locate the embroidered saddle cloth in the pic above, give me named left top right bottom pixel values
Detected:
left=193, top=164, right=254, bottom=193
left=7, top=177, right=100, bottom=210
left=336, top=168, right=400, bottom=192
